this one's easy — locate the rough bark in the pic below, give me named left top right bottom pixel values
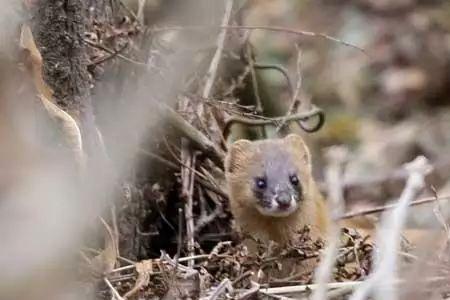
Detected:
left=35, top=0, right=97, bottom=153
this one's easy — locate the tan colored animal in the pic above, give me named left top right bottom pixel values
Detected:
left=224, top=134, right=330, bottom=247
left=224, top=134, right=446, bottom=260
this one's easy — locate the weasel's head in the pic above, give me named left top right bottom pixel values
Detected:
left=225, top=134, right=313, bottom=218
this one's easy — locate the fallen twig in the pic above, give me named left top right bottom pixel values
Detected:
left=262, top=281, right=363, bottom=295
left=260, top=277, right=446, bottom=296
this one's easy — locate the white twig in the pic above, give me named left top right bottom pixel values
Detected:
left=312, top=146, right=349, bottom=300
left=349, top=156, right=432, bottom=300
left=202, top=0, right=234, bottom=99
left=137, top=0, right=146, bottom=24
left=261, top=276, right=445, bottom=296
left=108, top=254, right=228, bottom=274
left=203, top=278, right=234, bottom=300
left=104, top=277, right=125, bottom=300
left=262, top=281, right=363, bottom=295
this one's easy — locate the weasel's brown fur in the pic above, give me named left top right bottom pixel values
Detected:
left=225, top=134, right=329, bottom=246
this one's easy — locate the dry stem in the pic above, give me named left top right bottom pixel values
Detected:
left=349, top=156, right=433, bottom=300
left=313, top=146, right=349, bottom=300
left=150, top=25, right=366, bottom=55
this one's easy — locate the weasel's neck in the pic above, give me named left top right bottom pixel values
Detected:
left=233, top=204, right=311, bottom=245
left=233, top=188, right=327, bottom=245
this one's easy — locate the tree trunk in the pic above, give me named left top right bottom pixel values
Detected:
left=35, top=0, right=97, bottom=154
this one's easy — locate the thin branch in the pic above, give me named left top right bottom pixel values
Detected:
left=118, top=0, right=140, bottom=24
left=156, top=103, right=225, bottom=167
left=206, top=278, right=234, bottom=300
left=90, top=42, right=129, bottom=66
left=262, top=277, right=446, bottom=296
left=82, top=248, right=135, bottom=265
left=138, top=149, right=228, bottom=199
left=277, top=46, right=303, bottom=131
left=174, top=208, right=183, bottom=274
left=262, top=281, right=363, bottom=295
left=238, top=281, right=260, bottom=300
left=224, top=25, right=366, bottom=54
left=223, top=105, right=324, bottom=138
left=199, top=0, right=234, bottom=148
left=104, top=277, right=125, bottom=300
left=339, top=195, right=450, bottom=219
left=245, top=44, right=263, bottom=114
left=181, top=139, right=196, bottom=267
left=202, top=0, right=234, bottom=99
left=194, top=206, right=223, bottom=235
left=108, top=254, right=231, bottom=274
left=150, top=25, right=367, bottom=55
left=254, top=63, right=294, bottom=97
left=83, top=39, right=146, bottom=66
left=312, top=146, right=349, bottom=300
left=162, top=137, right=211, bottom=183
left=136, top=0, right=147, bottom=24
left=349, top=156, right=433, bottom=300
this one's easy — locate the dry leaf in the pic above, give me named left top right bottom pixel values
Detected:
left=20, top=24, right=85, bottom=170
left=38, top=94, right=85, bottom=170
left=19, top=24, right=54, bottom=100
left=89, top=217, right=118, bottom=277
left=123, top=260, right=154, bottom=298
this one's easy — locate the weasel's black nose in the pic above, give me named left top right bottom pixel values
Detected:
left=275, top=192, right=291, bottom=208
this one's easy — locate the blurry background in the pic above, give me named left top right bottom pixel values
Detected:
left=1, top=0, right=450, bottom=299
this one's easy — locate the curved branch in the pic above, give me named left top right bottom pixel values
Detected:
left=223, top=106, right=325, bottom=138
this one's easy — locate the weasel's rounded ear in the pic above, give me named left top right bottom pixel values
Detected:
left=225, top=139, right=253, bottom=174
left=284, top=134, right=312, bottom=170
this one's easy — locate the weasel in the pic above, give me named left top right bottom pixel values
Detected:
left=224, top=134, right=329, bottom=246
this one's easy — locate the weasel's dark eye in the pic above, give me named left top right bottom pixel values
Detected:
left=290, top=174, right=299, bottom=186
left=255, top=177, right=267, bottom=189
